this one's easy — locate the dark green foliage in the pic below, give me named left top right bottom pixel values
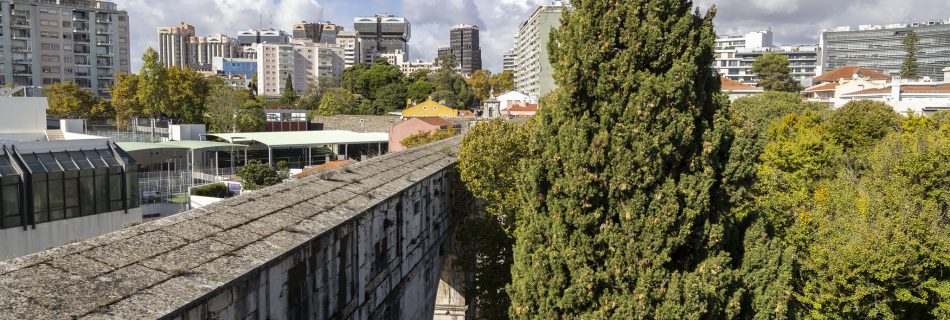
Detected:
left=901, top=31, right=921, bottom=79
left=190, top=183, right=229, bottom=198
left=236, top=160, right=283, bottom=190
left=827, top=100, right=901, bottom=151
left=510, top=1, right=741, bottom=318
left=280, top=74, right=298, bottom=105
left=751, top=52, right=801, bottom=92
left=371, top=82, right=407, bottom=114
left=407, top=79, right=438, bottom=103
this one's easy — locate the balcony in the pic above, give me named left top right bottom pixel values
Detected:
left=96, top=40, right=112, bottom=46
left=13, top=58, right=32, bottom=64
left=96, top=18, right=113, bottom=24
left=73, top=27, right=89, bottom=33
left=12, top=46, right=31, bottom=53
left=11, top=21, right=31, bottom=29
left=12, top=33, right=31, bottom=40
left=12, top=10, right=30, bottom=17
left=13, top=68, right=33, bottom=75
left=96, top=28, right=111, bottom=35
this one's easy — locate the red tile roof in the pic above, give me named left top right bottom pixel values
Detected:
left=803, top=82, right=838, bottom=93
left=845, top=83, right=950, bottom=96
left=507, top=103, right=539, bottom=113
left=720, top=77, right=762, bottom=91
left=415, top=117, right=452, bottom=127
left=814, top=66, right=892, bottom=83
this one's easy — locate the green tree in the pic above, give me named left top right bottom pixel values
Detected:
left=490, top=70, right=515, bottom=93
left=435, top=52, right=457, bottom=72
left=470, top=70, right=493, bottom=102
left=45, top=82, right=101, bottom=118
left=900, top=30, right=921, bottom=79
left=826, top=100, right=901, bottom=151
left=429, top=90, right=460, bottom=108
left=111, top=72, right=141, bottom=128
left=510, top=2, right=740, bottom=318
left=316, top=88, right=360, bottom=116
left=237, top=97, right=267, bottom=132
left=136, top=47, right=170, bottom=118
left=166, top=67, right=210, bottom=124
left=752, top=52, right=801, bottom=92
left=297, top=76, right=341, bottom=111
left=205, top=78, right=263, bottom=133
left=372, top=82, right=407, bottom=114
left=407, top=79, right=438, bottom=103
left=236, top=160, right=283, bottom=190
left=280, top=74, right=298, bottom=105
left=401, top=127, right=456, bottom=149
left=459, top=119, right=529, bottom=229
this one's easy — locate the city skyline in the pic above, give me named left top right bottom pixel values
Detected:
left=119, top=0, right=950, bottom=73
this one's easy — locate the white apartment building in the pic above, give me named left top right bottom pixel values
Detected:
left=502, top=48, right=516, bottom=72
left=714, top=30, right=819, bottom=87
left=514, top=1, right=568, bottom=99
left=190, top=33, right=239, bottom=70
left=380, top=49, right=436, bottom=74
left=335, top=30, right=360, bottom=68
left=1, top=0, right=132, bottom=98
left=256, top=42, right=345, bottom=98
left=157, top=22, right=195, bottom=68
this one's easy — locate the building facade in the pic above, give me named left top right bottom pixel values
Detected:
left=256, top=42, right=345, bottom=98
left=1, top=0, right=132, bottom=97
left=502, top=48, right=516, bottom=72
left=292, top=21, right=341, bottom=44
left=335, top=30, right=361, bottom=68
left=514, top=1, right=568, bottom=99
left=212, top=56, right=256, bottom=80
left=714, top=30, right=819, bottom=87
left=381, top=49, right=436, bottom=74
left=448, top=24, right=481, bottom=75
left=820, top=19, right=950, bottom=81
left=353, top=14, right=410, bottom=63
left=189, top=33, right=239, bottom=70
left=157, top=22, right=195, bottom=68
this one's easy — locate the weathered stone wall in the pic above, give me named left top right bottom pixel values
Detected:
left=0, top=137, right=462, bottom=320
left=311, top=115, right=402, bottom=133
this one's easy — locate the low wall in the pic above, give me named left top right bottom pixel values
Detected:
left=0, top=137, right=462, bottom=319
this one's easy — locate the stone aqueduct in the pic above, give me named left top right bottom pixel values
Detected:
left=0, top=137, right=469, bottom=319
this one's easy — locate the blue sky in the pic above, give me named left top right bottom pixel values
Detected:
left=117, top=0, right=950, bottom=72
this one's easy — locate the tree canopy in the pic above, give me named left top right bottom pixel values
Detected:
left=45, top=82, right=106, bottom=119
left=752, top=52, right=801, bottom=92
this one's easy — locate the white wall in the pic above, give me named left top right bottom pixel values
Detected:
left=0, top=97, right=47, bottom=134
left=0, top=208, right=142, bottom=259
left=171, top=124, right=207, bottom=141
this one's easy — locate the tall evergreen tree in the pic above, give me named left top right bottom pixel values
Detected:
left=510, top=1, right=741, bottom=318
left=901, top=31, right=921, bottom=79
left=280, top=74, right=298, bottom=105
left=751, top=52, right=800, bottom=92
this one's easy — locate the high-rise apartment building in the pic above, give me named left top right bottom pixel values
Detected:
left=714, top=30, right=819, bottom=86
left=502, top=48, right=516, bottom=72
left=157, top=23, right=195, bottom=68
left=0, top=0, right=131, bottom=97
left=353, top=14, right=410, bottom=63
left=189, top=33, right=239, bottom=70
left=514, top=1, right=568, bottom=99
left=335, top=30, right=361, bottom=68
left=292, top=21, right=342, bottom=44
left=237, top=28, right=290, bottom=46
left=448, top=24, right=481, bottom=75
left=820, top=19, right=950, bottom=81
left=256, top=42, right=345, bottom=98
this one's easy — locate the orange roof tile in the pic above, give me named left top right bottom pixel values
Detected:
left=507, top=103, right=539, bottom=113
left=720, top=77, right=762, bottom=91
left=845, top=83, right=950, bottom=96
left=415, top=117, right=452, bottom=127
left=814, top=66, right=892, bottom=83
left=803, top=82, right=838, bottom=92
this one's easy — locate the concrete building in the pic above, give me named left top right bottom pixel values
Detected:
left=502, top=48, right=516, bottom=72
left=0, top=97, right=141, bottom=258
left=335, top=30, right=361, bottom=68
left=714, top=30, right=819, bottom=87
left=803, top=66, right=892, bottom=106
left=514, top=1, right=568, bottom=99
left=448, top=24, right=481, bottom=75
left=839, top=75, right=950, bottom=114
left=820, top=19, right=950, bottom=81
left=237, top=28, right=290, bottom=46
left=292, top=21, right=342, bottom=44
left=496, top=91, right=537, bottom=111
left=189, top=33, right=239, bottom=70
left=256, top=42, right=345, bottom=98
left=212, top=57, right=257, bottom=80
left=381, top=50, right=437, bottom=75
left=157, top=23, right=195, bottom=68
left=1, top=0, right=132, bottom=97
left=353, top=14, right=410, bottom=63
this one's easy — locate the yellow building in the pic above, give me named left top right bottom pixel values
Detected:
left=401, top=99, right=459, bottom=118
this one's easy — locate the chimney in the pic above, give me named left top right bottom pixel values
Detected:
left=891, top=76, right=902, bottom=101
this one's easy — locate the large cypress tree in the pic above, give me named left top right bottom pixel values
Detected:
left=510, top=1, right=741, bottom=318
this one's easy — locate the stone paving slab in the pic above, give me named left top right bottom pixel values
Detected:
left=0, top=136, right=461, bottom=318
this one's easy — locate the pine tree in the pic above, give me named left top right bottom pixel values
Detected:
left=900, top=31, right=921, bottom=79
left=510, top=1, right=741, bottom=318
left=280, top=73, right=298, bottom=105
left=751, top=52, right=801, bottom=92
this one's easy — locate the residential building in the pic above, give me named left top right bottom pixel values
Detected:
left=0, top=97, right=141, bottom=258
left=1, top=0, right=132, bottom=97
left=189, top=33, right=239, bottom=69
left=158, top=23, right=196, bottom=68
left=496, top=91, right=537, bottom=111
left=838, top=69, right=950, bottom=114
left=211, top=57, right=257, bottom=80
left=219, top=73, right=249, bottom=89
left=447, top=24, right=481, bottom=75
left=714, top=30, right=819, bottom=87
left=504, top=103, right=538, bottom=117
left=264, top=109, right=311, bottom=132
left=402, top=99, right=458, bottom=118
left=237, top=28, right=290, bottom=46
left=820, top=19, right=950, bottom=81
left=381, top=50, right=436, bottom=74
left=514, top=1, right=568, bottom=99
left=388, top=117, right=454, bottom=153
left=353, top=14, right=410, bottom=63
left=335, top=30, right=361, bottom=68
left=720, top=77, right=763, bottom=101
left=291, top=21, right=342, bottom=44
left=803, top=66, right=892, bottom=106
left=502, top=48, right=516, bottom=72
left=256, top=42, right=345, bottom=98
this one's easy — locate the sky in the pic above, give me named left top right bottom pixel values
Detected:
left=118, top=0, right=950, bottom=73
